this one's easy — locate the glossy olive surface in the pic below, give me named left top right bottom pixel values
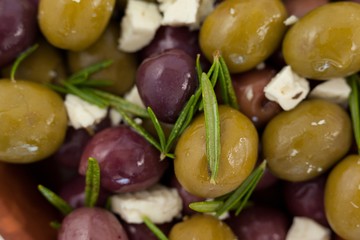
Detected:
left=283, top=2, right=360, bottom=80
left=169, top=214, right=236, bottom=240
left=325, top=155, right=360, bottom=240
left=68, top=22, right=137, bottom=95
left=174, top=105, right=258, bottom=198
left=38, top=0, right=115, bottom=51
left=0, top=80, right=67, bottom=163
left=262, top=99, right=352, bottom=182
left=199, top=0, right=287, bottom=73
left=2, top=39, right=66, bottom=84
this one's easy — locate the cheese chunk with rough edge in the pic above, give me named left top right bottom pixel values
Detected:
left=64, top=94, right=107, bottom=129
left=308, top=77, right=351, bottom=106
left=286, top=217, right=331, bottom=240
left=111, top=184, right=183, bottom=224
left=158, top=0, right=200, bottom=26
left=119, top=0, right=162, bottom=52
left=264, top=66, right=310, bottom=111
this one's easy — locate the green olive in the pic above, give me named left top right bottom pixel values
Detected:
left=262, top=99, right=352, bottom=182
left=0, top=80, right=67, bottom=163
left=2, top=39, right=66, bottom=84
left=282, top=2, right=360, bottom=80
left=67, top=22, right=137, bottom=95
left=38, top=0, right=115, bottom=51
left=325, top=155, right=360, bottom=240
left=169, top=214, right=236, bottom=240
left=199, top=0, right=287, bottom=73
left=174, top=105, right=258, bottom=198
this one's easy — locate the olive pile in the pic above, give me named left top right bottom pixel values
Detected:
left=0, top=0, right=359, bottom=240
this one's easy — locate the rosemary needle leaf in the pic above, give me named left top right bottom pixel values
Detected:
left=201, top=72, right=221, bottom=183
left=147, top=107, right=166, bottom=152
left=68, top=60, right=113, bottom=83
left=115, top=106, right=163, bottom=153
left=196, top=54, right=203, bottom=82
left=91, top=89, right=149, bottom=118
left=10, top=44, right=39, bottom=81
left=348, top=74, right=360, bottom=154
left=142, top=216, right=169, bottom=240
left=84, top=157, right=101, bottom=208
left=218, top=56, right=239, bottom=110
left=189, top=200, right=223, bottom=213
left=215, top=161, right=267, bottom=217
left=38, top=185, right=73, bottom=216
left=50, top=221, right=61, bottom=230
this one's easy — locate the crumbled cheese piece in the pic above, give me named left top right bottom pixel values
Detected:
left=286, top=217, right=331, bottom=240
left=256, top=62, right=266, bottom=70
left=64, top=94, right=107, bottom=129
left=109, top=108, right=122, bottom=126
left=124, top=85, right=145, bottom=109
left=111, top=184, right=183, bottom=224
left=264, top=66, right=310, bottom=111
left=158, top=0, right=200, bottom=26
left=190, top=0, right=216, bottom=29
left=0, top=234, right=4, bottom=240
left=284, top=15, right=299, bottom=26
left=119, top=0, right=162, bottom=52
left=308, top=77, right=351, bottom=106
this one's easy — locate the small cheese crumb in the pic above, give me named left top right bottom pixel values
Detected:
left=283, top=15, right=299, bottom=26
left=111, top=184, right=183, bottom=224
left=286, top=217, right=331, bottom=240
left=124, top=85, right=145, bottom=109
left=264, top=66, right=310, bottom=111
left=158, top=0, right=200, bottom=26
left=308, top=77, right=351, bottom=106
left=64, top=94, right=107, bottom=129
left=119, top=0, right=162, bottom=52
left=190, top=0, right=216, bottom=29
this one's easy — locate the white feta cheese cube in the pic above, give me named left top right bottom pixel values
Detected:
left=158, top=0, right=200, bottom=26
left=64, top=94, right=107, bottom=129
left=308, top=77, right=351, bottom=106
left=119, top=0, right=162, bottom=52
left=264, top=66, right=310, bottom=111
left=111, top=184, right=183, bottom=224
left=190, top=0, right=216, bottom=29
left=124, top=85, right=145, bottom=109
left=286, top=217, right=331, bottom=240
left=109, top=108, right=122, bottom=126
left=283, top=15, right=299, bottom=26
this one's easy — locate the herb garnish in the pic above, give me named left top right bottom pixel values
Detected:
left=38, top=185, right=73, bottom=215
left=189, top=161, right=267, bottom=216
left=201, top=72, right=221, bottom=182
left=348, top=74, right=360, bottom=154
left=10, top=44, right=39, bottom=81
left=142, top=216, right=169, bottom=240
left=84, top=157, right=101, bottom=207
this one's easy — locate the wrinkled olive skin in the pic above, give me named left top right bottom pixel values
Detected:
left=199, top=0, right=287, bottom=73
left=262, top=99, right=352, bottom=182
left=174, top=105, right=258, bottom=198
left=325, top=155, right=360, bottom=240
left=169, top=214, right=236, bottom=240
left=2, top=39, right=66, bottom=84
left=283, top=2, right=360, bottom=80
left=68, top=23, right=137, bottom=95
left=38, top=0, right=115, bottom=51
left=0, top=80, right=67, bottom=163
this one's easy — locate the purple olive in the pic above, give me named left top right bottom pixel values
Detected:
left=225, top=205, right=290, bottom=240
left=0, top=0, right=37, bottom=67
left=58, top=207, right=128, bottom=240
left=283, top=174, right=329, bottom=226
left=79, top=125, right=168, bottom=193
left=136, top=49, right=198, bottom=123
left=140, top=26, right=200, bottom=60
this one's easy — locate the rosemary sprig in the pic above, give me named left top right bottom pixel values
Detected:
left=189, top=161, right=267, bottom=216
left=84, top=157, right=101, bottom=208
left=142, top=216, right=169, bottom=240
left=201, top=72, right=221, bottom=182
left=348, top=74, right=360, bottom=154
left=10, top=44, right=39, bottom=81
left=68, top=60, right=113, bottom=83
left=38, top=185, right=73, bottom=215
left=147, top=107, right=167, bottom=153
left=50, top=221, right=61, bottom=230
left=218, top=56, right=239, bottom=110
